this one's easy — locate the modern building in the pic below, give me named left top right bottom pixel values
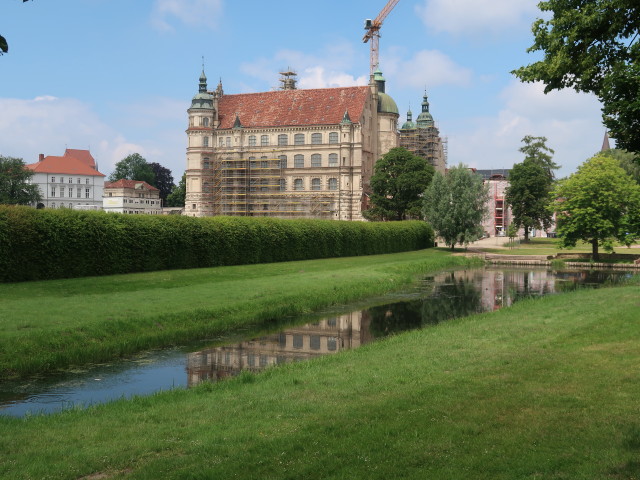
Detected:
left=103, top=179, right=161, bottom=214
left=399, top=92, right=447, bottom=174
left=26, top=149, right=105, bottom=209
left=184, top=68, right=399, bottom=220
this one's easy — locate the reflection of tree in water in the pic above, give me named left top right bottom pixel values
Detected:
left=368, top=274, right=483, bottom=338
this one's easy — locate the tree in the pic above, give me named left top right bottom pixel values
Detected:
left=166, top=173, right=186, bottom=207
left=551, top=153, right=640, bottom=260
left=519, top=135, right=559, bottom=179
left=506, top=137, right=558, bottom=242
left=148, top=162, right=174, bottom=206
left=601, top=148, right=640, bottom=184
left=108, top=153, right=155, bottom=185
left=363, top=147, right=435, bottom=221
left=513, top=0, right=640, bottom=153
left=423, top=164, right=490, bottom=250
left=0, top=155, right=41, bottom=205
left=1, top=1, right=31, bottom=55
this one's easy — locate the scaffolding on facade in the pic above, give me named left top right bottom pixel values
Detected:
left=199, top=152, right=336, bottom=218
left=399, top=126, right=446, bottom=172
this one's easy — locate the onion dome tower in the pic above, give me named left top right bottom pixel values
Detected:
left=416, top=91, right=434, bottom=128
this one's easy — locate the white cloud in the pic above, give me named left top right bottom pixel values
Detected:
left=384, top=49, right=473, bottom=89
left=416, top=0, right=539, bottom=35
left=446, top=81, right=605, bottom=177
left=0, top=96, right=149, bottom=176
left=239, top=42, right=368, bottom=91
left=151, top=0, right=223, bottom=32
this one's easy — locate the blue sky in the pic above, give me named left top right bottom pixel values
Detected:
left=1, top=0, right=607, bottom=181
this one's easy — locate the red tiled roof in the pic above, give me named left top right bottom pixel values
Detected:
left=104, top=179, right=159, bottom=191
left=64, top=149, right=96, bottom=169
left=216, top=86, right=369, bottom=130
left=26, top=156, right=105, bottom=176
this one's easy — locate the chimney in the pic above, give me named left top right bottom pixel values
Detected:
left=39, top=154, right=44, bottom=162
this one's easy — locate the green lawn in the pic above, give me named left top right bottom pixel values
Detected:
left=1, top=283, right=638, bottom=479
left=0, top=249, right=478, bottom=379
left=484, top=237, right=606, bottom=256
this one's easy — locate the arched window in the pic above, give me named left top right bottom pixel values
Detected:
left=329, top=132, right=338, bottom=144
left=311, top=133, right=322, bottom=144
left=329, top=153, right=338, bottom=166
left=294, top=133, right=305, bottom=145
left=311, top=178, right=321, bottom=190
left=294, top=178, right=304, bottom=190
left=328, top=178, right=338, bottom=190
left=278, top=155, right=287, bottom=168
left=278, top=134, right=288, bottom=146
left=261, top=135, right=269, bottom=146
left=248, top=135, right=256, bottom=146
left=279, top=178, right=286, bottom=191
left=203, top=136, right=209, bottom=147
left=294, top=155, right=304, bottom=168
left=202, top=117, right=209, bottom=127
left=311, top=154, right=321, bottom=167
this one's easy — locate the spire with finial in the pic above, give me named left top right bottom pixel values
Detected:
left=601, top=131, right=611, bottom=151
left=341, top=110, right=352, bottom=125
left=199, top=56, right=208, bottom=93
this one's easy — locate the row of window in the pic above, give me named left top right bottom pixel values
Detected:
left=50, top=187, right=92, bottom=199
left=215, top=131, right=340, bottom=148
left=203, top=153, right=340, bottom=170
left=291, top=177, right=338, bottom=191
left=50, top=176, right=92, bottom=185
left=213, top=177, right=339, bottom=192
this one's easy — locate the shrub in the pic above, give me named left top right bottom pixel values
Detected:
left=0, top=206, right=434, bottom=282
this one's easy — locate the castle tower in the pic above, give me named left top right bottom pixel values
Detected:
left=185, top=69, right=216, bottom=216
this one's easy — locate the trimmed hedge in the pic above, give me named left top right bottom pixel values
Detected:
left=0, top=206, right=434, bottom=282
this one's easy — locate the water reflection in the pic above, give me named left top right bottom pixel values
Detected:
left=186, top=268, right=631, bottom=386
left=1, top=267, right=632, bottom=416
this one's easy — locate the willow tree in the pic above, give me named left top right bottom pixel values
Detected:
left=423, top=164, right=489, bottom=249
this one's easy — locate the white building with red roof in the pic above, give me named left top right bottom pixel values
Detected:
left=26, top=149, right=105, bottom=209
left=185, top=69, right=399, bottom=220
left=103, top=179, right=161, bottom=215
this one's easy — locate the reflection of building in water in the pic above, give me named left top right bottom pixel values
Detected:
left=187, top=311, right=371, bottom=387
left=432, top=268, right=558, bottom=312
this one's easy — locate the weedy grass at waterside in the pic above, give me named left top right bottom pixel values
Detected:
left=1, top=283, right=638, bottom=479
left=0, top=249, right=478, bottom=379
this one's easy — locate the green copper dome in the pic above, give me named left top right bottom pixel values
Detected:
left=378, top=92, right=399, bottom=115
left=416, top=92, right=434, bottom=127
left=191, top=69, right=214, bottom=109
left=400, top=109, right=416, bottom=130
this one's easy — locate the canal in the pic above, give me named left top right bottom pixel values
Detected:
left=0, top=266, right=632, bottom=417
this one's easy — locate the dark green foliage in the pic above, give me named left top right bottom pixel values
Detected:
left=166, top=173, right=186, bottom=207
left=148, top=162, right=174, bottom=205
left=513, top=0, right=640, bottom=153
left=364, top=147, right=435, bottom=221
left=0, top=155, right=41, bottom=205
left=108, top=153, right=155, bottom=184
left=0, top=207, right=434, bottom=282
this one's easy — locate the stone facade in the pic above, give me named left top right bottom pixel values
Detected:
left=185, top=70, right=399, bottom=220
left=103, top=179, right=161, bottom=215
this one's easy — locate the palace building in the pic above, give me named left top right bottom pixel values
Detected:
left=184, top=69, right=399, bottom=220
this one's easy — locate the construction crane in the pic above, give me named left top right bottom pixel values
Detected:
left=363, top=0, right=400, bottom=75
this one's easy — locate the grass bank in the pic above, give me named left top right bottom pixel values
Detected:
left=1, top=283, right=638, bottom=479
left=0, top=249, right=477, bottom=379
